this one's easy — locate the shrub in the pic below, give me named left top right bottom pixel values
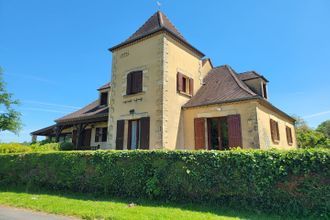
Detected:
left=0, top=149, right=329, bottom=218
left=59, top=142, right=74, bottom=151
left=30, top=142, right=60, bottom=152
left=0, top=143, right=31, bottom=153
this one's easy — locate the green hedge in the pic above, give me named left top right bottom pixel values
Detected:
left=0, top=149, right=329, bottom=218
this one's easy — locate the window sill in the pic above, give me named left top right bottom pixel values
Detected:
left=272, top=140, right=280, bottom=145
left=123, top=91, right=145, bottom=98
left=177, top=91, right=192, bottom=98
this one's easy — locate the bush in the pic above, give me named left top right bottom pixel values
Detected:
left=0, top=143, right=31, bottom=153
left=297, top=129, right=330, bottom=149
left=59, top=142, right=74, bottom=151
left=30, top=142, right=60, bottom=152
left=0, top=149, right=329, bottom=218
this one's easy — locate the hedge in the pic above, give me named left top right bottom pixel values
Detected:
left=0, top=149, right=329, bottom=218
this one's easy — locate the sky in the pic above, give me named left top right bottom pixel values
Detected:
left=0, top=0, right=330, bottom=142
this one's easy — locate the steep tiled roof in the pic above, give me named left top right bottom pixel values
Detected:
left=55, top=100, right=108, bottom=124
left=97, top=82, right=111, bottom=91
left=109, top=11, right=204, bottom=57
left=238, top=71, right=269, bottom=82
left=183, top=65, right=259, bottom=108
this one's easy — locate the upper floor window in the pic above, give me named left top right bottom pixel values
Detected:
left=262, top=83, right=267, bottom=99
left=95, top=127, right=107, bottom=142
left=286, top=126, right=293, bottom=145
left=127, top=71, right=143, bottom=95
left=270, top=119, right=280, bottom=144
left=100, top=92, right=108, bottom=106
left=177, top=72, right=193, bottom=96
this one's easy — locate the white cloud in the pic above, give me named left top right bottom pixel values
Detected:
left=303, top=110, right=330, bottom=119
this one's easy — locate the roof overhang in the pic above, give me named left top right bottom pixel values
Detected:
left=109, top=28, right=205, bottom=58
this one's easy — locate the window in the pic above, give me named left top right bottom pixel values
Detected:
left=177, top=72, right=193, bottom=96
left=126, top=71, right=143, bottom=95
left=95, top=127, right=107, bottom=142
left=262, top=83, right=267, bottom=99
left=286, top=126, right=293, bottom=145
left=100, top=92, right=108, bottom=105
left=270, top=119, right=280, bottom=143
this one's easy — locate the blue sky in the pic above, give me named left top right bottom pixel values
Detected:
left=1, top=0, right=330, bottom=142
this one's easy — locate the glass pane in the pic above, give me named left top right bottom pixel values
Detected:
left=131, top=121, right=137, bottom=150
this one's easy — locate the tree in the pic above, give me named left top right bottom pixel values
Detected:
left=316, top=120, right=330, bottom=139
left=0, top=67, right=22, bottom=134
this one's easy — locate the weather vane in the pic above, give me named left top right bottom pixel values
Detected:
left=156, top=1, right=162, bottom=10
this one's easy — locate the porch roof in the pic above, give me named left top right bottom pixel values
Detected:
left=31, top=124, right=57, bottom=136
left=55, top=100, right=108, bottom=125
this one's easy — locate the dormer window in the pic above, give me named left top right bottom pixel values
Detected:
left=100, top=92, right=108, bottom=106
left=127, top=71, right=143, bottom=95
left=262, top=83, right=267, bottom=99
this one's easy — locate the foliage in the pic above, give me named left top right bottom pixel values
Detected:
left=0, top=67, right=21, bottom=134
left=59, top=142, right=74, bottom=151
left=0, top=149, right=328, bottom=218
left=0, top=143, right=31, bottom=153
left=0, top=142, right=60, bottom=154
left=317, top=120, right=330, bottom=139
left=297, top=129, right=330, bottom=149
left=29, top=142, right=60, bottom=152
left=293, top=116, right=330, bottom=149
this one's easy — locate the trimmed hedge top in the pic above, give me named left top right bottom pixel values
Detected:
left=0, top=149, right=329, bottom=218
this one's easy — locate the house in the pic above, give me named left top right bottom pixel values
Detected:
left=32, top=11, right=296, bottom=150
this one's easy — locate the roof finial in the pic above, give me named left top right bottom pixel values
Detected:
left=156, top=1, right=162, bottom=10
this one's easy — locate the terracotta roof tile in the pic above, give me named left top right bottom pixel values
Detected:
left=183, top=65, right=259, bottom=108
left=238, top=71, right=269, bottom=82
left=97, top=82, right=111, bottom=91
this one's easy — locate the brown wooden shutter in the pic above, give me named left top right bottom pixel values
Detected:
left=177, top=72, right=183, bottom=92
left=136, top=71, right=143, bottom=93
left=276, top=122, right=280, bottom=141
left=126, top=73, right=132, bottom=95
left=140, top=117, right=150, bottom=149
left=286, top=126, right=292, bottom=145
left=189, top=78, right=194, bottom=95
left=116, top=120, right=125, bottom=150
left=194, top=118, right=205, bottom=150
left=228, top=114, right=242, bottom=148
left=102, top=127, right=108, bottom=142
left=270, top=119, right=275, bottom=142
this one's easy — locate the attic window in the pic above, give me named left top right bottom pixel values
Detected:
left=100, top=92, right=108, bottom=106
left=177, top=72, right=194, bottom=96
left=262, top=83, right=267, bottom=99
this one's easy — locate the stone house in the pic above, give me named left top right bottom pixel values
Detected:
left=32, top=11, right=296, bottom=150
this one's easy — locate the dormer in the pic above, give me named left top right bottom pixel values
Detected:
left=97, top=82, right=111, bottom=106
left=238, top=71, right=269, bottom=99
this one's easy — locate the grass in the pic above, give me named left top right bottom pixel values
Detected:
left=0, top=188, right=298, bottom=220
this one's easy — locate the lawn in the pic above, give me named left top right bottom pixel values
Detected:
left=0, top=188, right=290, bottom=220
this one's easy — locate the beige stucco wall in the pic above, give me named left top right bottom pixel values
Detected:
left=108, top=33, right=165, bottom=149
left=162, top=34, right=204, bottom=149
left=183, top=101, right=260, bottom=149
left=256, top=103, right=297, bottom=149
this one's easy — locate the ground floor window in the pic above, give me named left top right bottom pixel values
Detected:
left=128, top=119, right=140, bottom=149
left=95, top=127, right=107, bottom=142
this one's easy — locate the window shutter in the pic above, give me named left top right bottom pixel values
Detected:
left=140, top=117, right=150, bottom=149
left=270, top=119, right=280, bottom=143
left=276, top=122, right=280, bottom=141
left=136, top=71, right=143, bottom=93
left=177, top=72, right=183, bottom=92
left=126, top=73, right=132, bottom=95
left=194, top=118, right=205, bottom=150
left=189, top=78, right=194, bottom=95
left=228, top=114, right=242, bottom=148
left=115, top=120, right=125, bottom=150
